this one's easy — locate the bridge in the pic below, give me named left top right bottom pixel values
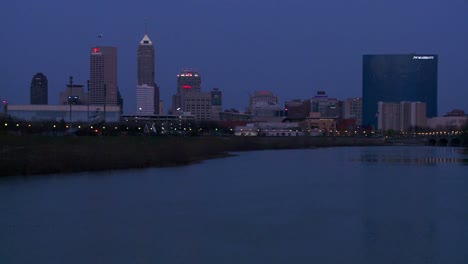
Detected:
left=386, top=133, right=467, bottom=147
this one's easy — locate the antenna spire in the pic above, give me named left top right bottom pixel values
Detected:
left=144, top=17, right=148, bottom=35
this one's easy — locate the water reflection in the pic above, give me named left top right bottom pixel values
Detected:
left=355, top=147, right=468, bottom=165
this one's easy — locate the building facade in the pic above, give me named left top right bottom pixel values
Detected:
left=377, top=101, right=427, bottom=132
left=210, top=88, right=222, bottom=121
left=136, top=34, right=159, bottom=114
left=5, top=104, right=120, bottom=123
left=171, top=70, right=217, bottom=120
left=342, top=98, right=362, bottom=126
left=59, top=84, right=89, bottom=105
left=249, top=91, right=278, bottom=112
left=310, top=91, right=340, bottom=118
left=172, top=70, right=202, bottom=113
left=285, top=99, right=311, bottom=119
left=30, top=73, right=48, bottom=105
left=363, top=54, right=438, bottom=128
left=136, top=84, right=155, bottom=115
left=90, top=47, right=118, bottom=106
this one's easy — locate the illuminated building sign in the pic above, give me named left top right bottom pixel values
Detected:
left=93, top=47, right=100, bottom=53
left=178, top=72, right=199, bottom=77
left=182, top=85, right=192, bottom=89
left=413, top=56, right=434, bottom=60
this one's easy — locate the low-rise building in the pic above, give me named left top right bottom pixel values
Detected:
left=300, top=118, right=337, bottom=136
left=5, top=104, right=120, bottom=123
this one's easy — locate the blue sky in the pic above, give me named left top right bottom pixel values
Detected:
left=1, top=0, right=467, bottom=114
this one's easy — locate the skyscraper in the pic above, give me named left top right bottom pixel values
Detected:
left=30, top=73, right=48, bottom=104
left=362, top=54, right=438, bottom=127
left=171, top=69, right=215, bottom=120
left=172, top=70, right=202, bottom=113
left=90, top=46, right=118, bottom=105
left=136, top=34, right=159, bottom=114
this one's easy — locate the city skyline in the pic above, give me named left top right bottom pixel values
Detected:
left=1, top=0, right=467, bottom=114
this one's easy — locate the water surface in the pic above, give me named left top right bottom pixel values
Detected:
left=1, top=146, right=467, bottom=263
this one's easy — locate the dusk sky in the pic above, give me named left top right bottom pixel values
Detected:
left=1, top=0, right=467, bottom=114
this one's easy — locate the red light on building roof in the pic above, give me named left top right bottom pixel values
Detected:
left=182, top=85, right=192, bottom=89
left=93, top=47, right=99, bottom=53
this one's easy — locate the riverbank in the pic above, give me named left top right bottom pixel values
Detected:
left=0, top=135, right=385, bottom=177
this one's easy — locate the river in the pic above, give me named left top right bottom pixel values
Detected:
left=0, top=146, right=467, bottom=264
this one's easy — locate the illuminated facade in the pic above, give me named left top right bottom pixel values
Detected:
left=30, top=73, right=48, bottom=105
left=90, top=47, right=118, bottom=105
left=177, top=70, right=201, bottom=93
left=363, top=54, right=438, bottom=127
left=137, top=34, right=159, bottom=114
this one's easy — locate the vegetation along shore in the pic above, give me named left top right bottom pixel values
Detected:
left=0, top=135, right=385, bottom=177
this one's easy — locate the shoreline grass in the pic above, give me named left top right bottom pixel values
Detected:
left=0, top=135, right=385, bottom=177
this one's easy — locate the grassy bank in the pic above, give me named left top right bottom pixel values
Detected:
left=0, top=135, right=385, bottom=177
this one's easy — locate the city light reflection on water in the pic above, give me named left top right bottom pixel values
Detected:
left=355, top=147, right=468, bottom=165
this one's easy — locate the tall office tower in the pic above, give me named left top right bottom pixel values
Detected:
left=136, top=34, right=159, bottom=114
left=249, top=91, right=278, bottom=112
left=342, top=98, right=363, bottom=126
left=90, top=46, right=118, bottom=105
left=30, top=73, right=48, bottom=104
left=172, top=70, right=202, bottom=113
left=310, top=91, right=340, bottom=118
left=171, top=69, right=215, bottom=120
left=177, top=70, right=201, bottom=93
left=363, top=54, right=438, bottom=127
left=211, top=88, right=222, bottom=121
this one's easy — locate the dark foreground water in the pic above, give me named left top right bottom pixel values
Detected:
left=1, top=146, right=467, bottom=264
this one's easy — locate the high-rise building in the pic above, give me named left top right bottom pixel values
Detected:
left=30, top=73, right=48, bottom=105
left=171, top=69, right=220, bottom=120
left=210, top=88, right=222, bottom=121
left=377, top=102, right=401, bottom=131
left=377, top=101, right=427, bottom=131
left=177, top=70, right=201, bottom=93
left=342, top=98, right=362, bottom=126
left=90, top=46, right=118, bottom=106
left=363, top=54, right=438, bottom=128
left=310, top=91, right=340, bottom=118
left=136, top=34, right=159, bottom=114
left=136, top=84, right=154, bottom=115
left=172, top=70, right=202, bottom=113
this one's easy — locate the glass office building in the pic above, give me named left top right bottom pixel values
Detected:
left=362, top=54, right=438, bottom=127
